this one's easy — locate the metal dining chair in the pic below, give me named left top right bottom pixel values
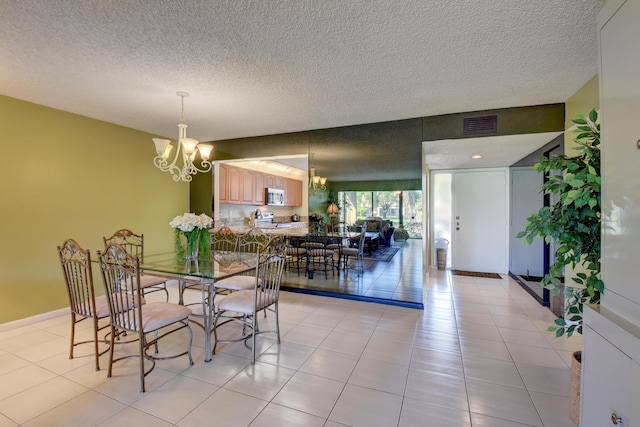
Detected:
left=57, top=239, right=110, bottom=371
left=214, top=227, right=271, bottom=293
left=303, top=232, right=335, bottom=279
left=98, top=243, right=193, bottom=392
left=342, top=226, right=366, bottom=276
left=103, top=229, right=169, bottom=301
left=212, top=238, right=287, bottom=364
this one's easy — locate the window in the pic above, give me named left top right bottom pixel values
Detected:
left=337, top=190, right=422, bottom=238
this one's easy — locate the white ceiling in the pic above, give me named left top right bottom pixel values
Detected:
left=0, top=1, right=605, bottom=177
left=424, top=132, right=563, bottom=170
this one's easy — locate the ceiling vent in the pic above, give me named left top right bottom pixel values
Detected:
left=463, top=115, right=498, bottom=135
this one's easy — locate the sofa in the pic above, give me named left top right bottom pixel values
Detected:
left=356, top=218, right=395, bottom=247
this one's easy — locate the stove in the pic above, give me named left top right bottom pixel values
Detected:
left=255, top=211, right=274, bottom=226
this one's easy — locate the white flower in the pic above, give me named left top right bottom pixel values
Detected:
left=170, top=213, right=213, bottom=233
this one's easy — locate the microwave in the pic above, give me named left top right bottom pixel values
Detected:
left=266, top=188, right=285, bottom=205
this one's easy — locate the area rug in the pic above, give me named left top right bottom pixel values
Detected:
left=361, top=246, right=400, bottom=262
left=451, top=270, right=501, bottom=279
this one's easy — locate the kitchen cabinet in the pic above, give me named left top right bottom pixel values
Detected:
left=227, top=165, right=242, bottom=204
left=240, top=168, right=254, bottom=205
left=581, top=319, right=632, bottom=427
left=254, top=172, right=265, bottom=205
left=582, top=3, right=640, bottom=424
left=218, top=163, right=228, bottom=203
left=284, top=177, right=303, bottom=206
left=221, top=163, right=302, bottom=206
left=265, top=174, right=283, bottom=189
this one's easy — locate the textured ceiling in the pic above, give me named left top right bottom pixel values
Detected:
left=0, top=1, right=605, bottom=179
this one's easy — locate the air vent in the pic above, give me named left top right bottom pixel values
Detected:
left=463, top=115, right=498, bottom=135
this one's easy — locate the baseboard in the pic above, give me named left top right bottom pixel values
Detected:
left=0, top=307, right=70, bottom=333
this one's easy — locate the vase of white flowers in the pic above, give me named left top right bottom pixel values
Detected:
left=169, top=213, right=213, bottom=260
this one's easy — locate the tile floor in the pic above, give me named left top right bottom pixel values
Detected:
left=281, top=239, right=424, bottom=308
left=0, top=245, right=581, bottom=426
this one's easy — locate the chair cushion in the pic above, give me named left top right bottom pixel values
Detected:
left=217, top=289, right=276, bottom=314
left=140, top=302, right=191, bottom=333
left=308, top=249, right=334, bottom=257
left=342, top=248, right=359, bottom=256
left=286, top=247, right=306, bottom=255
left=138, top=273, right=167, bottom=288
left=93, top=295, right=111, bottom=319
left=215, top=275, right=259, bottom=291
left=301, top=242, right=323, bottom=249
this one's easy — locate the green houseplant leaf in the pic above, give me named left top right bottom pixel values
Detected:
left=518, top=109, right=603, bottom=337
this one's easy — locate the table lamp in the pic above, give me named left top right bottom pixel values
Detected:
left=327, top=202, right=339, bottom=223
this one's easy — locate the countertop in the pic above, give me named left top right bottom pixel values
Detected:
left=214, top=225, right=308, bottom=237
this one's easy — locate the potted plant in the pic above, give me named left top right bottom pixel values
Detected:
left=516, top=109, right=601, bottom=424
left=517, top=109, right=602, bottom=336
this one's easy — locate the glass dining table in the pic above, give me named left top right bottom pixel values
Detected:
left=141, top=250, right=258, bottom=362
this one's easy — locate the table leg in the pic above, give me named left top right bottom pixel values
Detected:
left=202, top=281, right=214, bottom=362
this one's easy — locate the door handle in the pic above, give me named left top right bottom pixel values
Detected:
left=611, top=412, right=623, bottom=425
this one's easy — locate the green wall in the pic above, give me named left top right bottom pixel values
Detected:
left=330, top=179, right=421, bottom=192
left=0, top=95, right=189, bottom=324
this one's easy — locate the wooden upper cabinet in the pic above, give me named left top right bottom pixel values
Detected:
left=265, top=174, right=274, bottom=189
left=241, top=169, right=254, bottom=205
left=254, top=172, right=265, bottom=205
left=273, top=175, right=283, bottom=190
left=284, top=177, right=303, bottom=206
left=227, top=165, right=242, bottom=204
left=218, top=163, right=228, bottom=203
left=221, top=164, right=298, bottom=206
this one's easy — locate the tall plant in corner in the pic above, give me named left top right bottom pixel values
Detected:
left=517, top=109, right=602, bottom=337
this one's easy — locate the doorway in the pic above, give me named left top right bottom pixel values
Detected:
left=431, top=168, right=509, bottom=274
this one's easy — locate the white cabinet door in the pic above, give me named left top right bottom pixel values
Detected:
left=600, top=0, right=640, bottom=321
left=581, top=325, right=631, bottom=427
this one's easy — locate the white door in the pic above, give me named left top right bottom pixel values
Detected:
left=452, top=169, right=508, bottom=274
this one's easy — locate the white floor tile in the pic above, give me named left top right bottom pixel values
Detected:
left=21, top=390, right=125, bottom=427
left=471, top=412, right=539, bottom=426
left=223, top=361, right=295, bottom=401
left=97, top=406, right=174, bottom=427
left=131, top=375, right=218, bottom=423
left=0, top=376, right=89, bottom=425
left=517, top=364, right=571, bottom=397
left=399, top=397, right=471, bottom=427
left=329, top=383, right=403, bottom=427
left=348, top=358, right=408, bottom=395
left=298, top=348, right=358, bottom=382
left=272, top=371, right=344, bottom=418
left=178, top=388, right=267, bottom=427
left=463, top=355, right=526, bottom=389
left=467, top=379, right=543, bottom=426
left=248, top=403, right=326, bottom=427
left=404, top=369, right=469, bottom=411
left=530, top=391, right=577, bottom=427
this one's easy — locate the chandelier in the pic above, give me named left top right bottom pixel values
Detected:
left=152, top=92, right=213, bottom=182
left=309, top=154, right=327, bottom=195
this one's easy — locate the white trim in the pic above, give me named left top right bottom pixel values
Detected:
left=0, top=308, right=70, bottom=332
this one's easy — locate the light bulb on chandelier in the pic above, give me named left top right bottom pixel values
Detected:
left=152, top=91, right=213, bottom=182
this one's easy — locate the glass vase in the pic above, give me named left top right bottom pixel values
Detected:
left=185, top=230, right=200, bottom=261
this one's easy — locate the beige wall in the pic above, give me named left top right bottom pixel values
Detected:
left=565, top=75, right=600, bottom=151
left=561, top=75, right=600, bottom=293
left=0, top=95, right=189, bottom=324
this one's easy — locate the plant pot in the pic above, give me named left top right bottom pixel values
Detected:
left=569, top=350, right=582, bottom=425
